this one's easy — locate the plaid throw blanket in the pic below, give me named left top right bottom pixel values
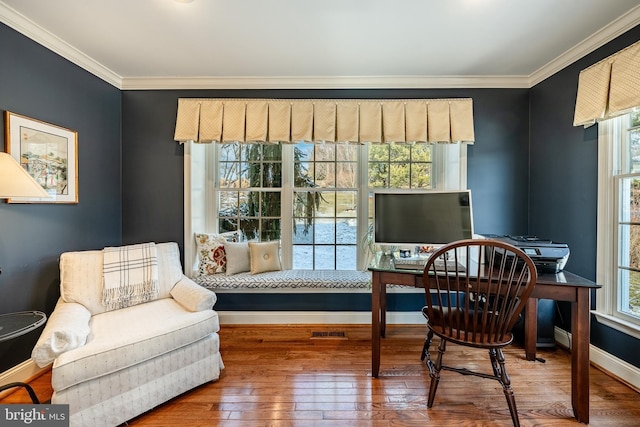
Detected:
left=102, top=242, right=159, bottom=310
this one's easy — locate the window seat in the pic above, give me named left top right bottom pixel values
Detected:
left=193, top=269, right=425, bottom=324
left=194, top=269, right=424, bottom=298
left=194, top=269, right=373, bottom=292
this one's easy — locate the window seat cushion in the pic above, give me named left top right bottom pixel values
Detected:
left=195, top=269, right=372, bottom=290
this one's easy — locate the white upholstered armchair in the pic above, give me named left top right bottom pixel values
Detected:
left=31, top=242, right=223, bottom=427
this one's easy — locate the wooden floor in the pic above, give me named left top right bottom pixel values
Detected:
left=2, top=324, right=639, bottom=426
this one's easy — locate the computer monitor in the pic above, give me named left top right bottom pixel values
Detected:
left=373, top=190, right=474, bottom=246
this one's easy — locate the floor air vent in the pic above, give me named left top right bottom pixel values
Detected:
left=311, top=331, right=347, bottom=339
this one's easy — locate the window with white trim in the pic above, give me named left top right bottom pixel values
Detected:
left=292, top=142, right=359, bottom=270
left=217, top=143, right=283, bottom=241
left=596, top=109, right=640, bottom=337
left=190, top=141, right=466, bottom=272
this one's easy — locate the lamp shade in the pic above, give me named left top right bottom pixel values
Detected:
left=0, top=152, right=51, bottom=198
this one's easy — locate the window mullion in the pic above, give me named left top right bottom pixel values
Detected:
left=206, top=143, right=218, bottom=232
left=357, top=143, right=370, bottom=270
left=280, top=144, right=294, bottom=269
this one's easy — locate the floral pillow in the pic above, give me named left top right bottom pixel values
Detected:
left=195, top=232, right=240, bottom=276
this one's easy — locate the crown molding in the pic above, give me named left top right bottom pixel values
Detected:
left=529, top=5, right=640, bottom=87
left=120, top=75, right=531, bottom=90
left=1, top=1, right=639, bottom=91
left=0, top=2, right=122, bottom=88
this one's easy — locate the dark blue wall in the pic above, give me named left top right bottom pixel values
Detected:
left=530, top=26, right=640, bottom=367
left=0, top=23, right=122, bottom=371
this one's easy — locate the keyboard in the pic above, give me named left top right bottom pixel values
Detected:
left=392, top=256, right=427, bottom=270
left=433, top=259, right=466, bottom=272
left=393, top=257, right=465, bottom=272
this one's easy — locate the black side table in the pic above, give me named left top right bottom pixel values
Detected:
left=0, top=311, right=47, bottom=403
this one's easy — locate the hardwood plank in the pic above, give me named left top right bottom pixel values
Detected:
left=1, top=324, right=639, bottom=426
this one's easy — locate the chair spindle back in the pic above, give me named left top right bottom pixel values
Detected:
left=422, top=239, right=537, bottom=347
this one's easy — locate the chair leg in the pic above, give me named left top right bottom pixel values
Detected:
left=490, top=348, right=520, bottom=427
left=427, top=337, right=446, bottom=408
left=421, top=329, right=434, bottom=362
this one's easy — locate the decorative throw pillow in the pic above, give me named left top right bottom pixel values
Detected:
left=249, top=241, right=282, bottom=274
left=224, top=241, right=251, bottom=275
left=195, top=232, right=240, bottom=276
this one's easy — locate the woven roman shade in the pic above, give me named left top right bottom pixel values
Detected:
left=174, top=98, right=475, bottom=144
left=574, top=39, right=640, bottom=127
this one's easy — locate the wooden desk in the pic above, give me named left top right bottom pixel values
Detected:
left=369, top=265, right=600, bottom=424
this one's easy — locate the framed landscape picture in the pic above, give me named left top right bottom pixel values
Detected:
left=4, top=111, right=78, bottom=203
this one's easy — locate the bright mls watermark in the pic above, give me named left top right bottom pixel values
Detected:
left=1, top=405, right=69, bottom=426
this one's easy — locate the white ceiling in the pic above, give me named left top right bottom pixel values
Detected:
left=1, top=0, right=639, bottom=90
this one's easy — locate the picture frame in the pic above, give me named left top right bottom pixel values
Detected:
left=4, top=111, right=78, bottom=203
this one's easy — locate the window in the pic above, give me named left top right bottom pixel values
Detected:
left=188, top=141, right=466, bottom=272
left=596, top=109, right=640, bottom=337
left=217, top=143, right=283, bottom=241
left=368, top=143, right=432, bottom=189
left=292, top=143, right=358, bottom=270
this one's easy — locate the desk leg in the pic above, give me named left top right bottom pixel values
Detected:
left=372, top=271, right=381, bottom=378
left=572, top=288, right=590, bottom=424
left=381, top=280, right=387, bottom=338
left=524, top=298, right=538, bottom=361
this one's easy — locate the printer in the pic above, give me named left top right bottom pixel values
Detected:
left=482, top=234, right=570, bottom=274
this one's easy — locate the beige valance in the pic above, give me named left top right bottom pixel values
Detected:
left=573, top=39, right=640, bottom=127
left=174, top=98, right=475, bottom=144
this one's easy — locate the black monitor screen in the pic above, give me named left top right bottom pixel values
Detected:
left=373, top=190, right=473, bottom=246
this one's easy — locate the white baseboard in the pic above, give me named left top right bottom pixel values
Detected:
left=554, top=326, right=640, bottom=390
left=218, top=310, right=425, bottom=324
